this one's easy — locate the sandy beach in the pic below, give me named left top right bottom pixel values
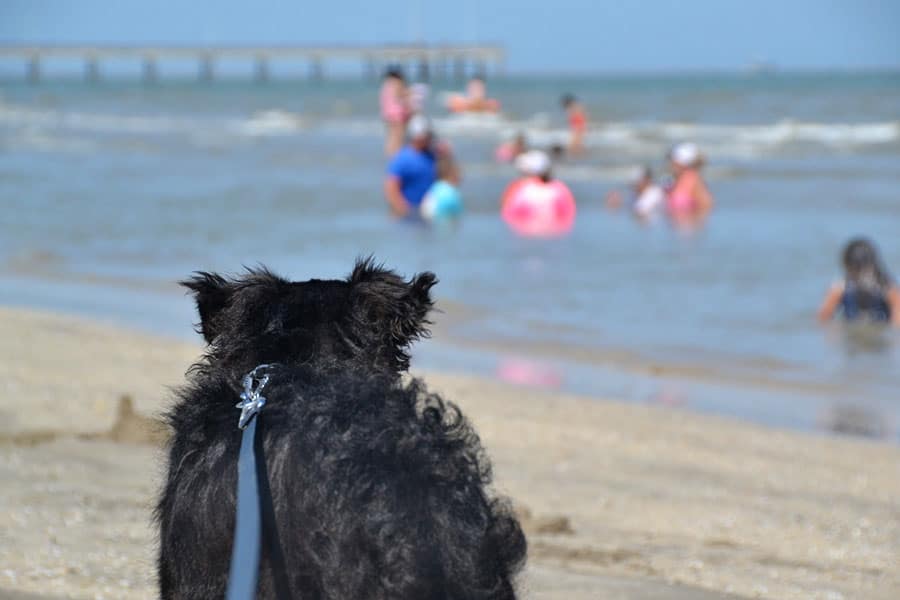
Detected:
left=1, top=306, right=898, bottom=600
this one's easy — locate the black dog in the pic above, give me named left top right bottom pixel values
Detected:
left=156, top=259, right=526, bottom=599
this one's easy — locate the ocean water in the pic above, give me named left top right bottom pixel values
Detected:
left=2, top=72, right=899, bottom=440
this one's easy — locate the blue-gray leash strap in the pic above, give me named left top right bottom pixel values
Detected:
left=226, top=364, right=274, bottom=600
left=226, top=416, right=261, bottom=600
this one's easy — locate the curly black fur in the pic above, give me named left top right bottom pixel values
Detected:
left=156, top=258, right=526, bottom=599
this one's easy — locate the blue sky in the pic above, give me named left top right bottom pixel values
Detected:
left=2, top=0, right=899, bottom=73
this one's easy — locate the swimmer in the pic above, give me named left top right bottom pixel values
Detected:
left=380, top=66, right=411, bottom=157
left=384, top=115, right=438, bottom=218
left=817, top=238, right=900, bottom=326
left=666, top=142, right=714, bottom=218
left=560, top=93, right=587, bottom=156
left=408, top=80, right=430, bottom=115
left=548, top=144, right=565, bottom=162
left=605, top=166, right=665, bottom=218
left=421, top=154, right=463, bottom=223
left=631, top=166, right=665, bottom=218
left=447, top=75, right=501, bottom=113
left=467, top=76, right=487, bottom=103
left=495, top=132, right=528, bottom=163
left=500, top=150, right=548, bottom=210
left=500, top=150, right=577, bottom=237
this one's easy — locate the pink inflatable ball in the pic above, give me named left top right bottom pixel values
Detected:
left=501, top=178, right=577, bottom=238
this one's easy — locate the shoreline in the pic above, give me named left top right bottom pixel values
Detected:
left=2, top=305, right=899, bottom=599
left=4, top=269, right=898, bottom=443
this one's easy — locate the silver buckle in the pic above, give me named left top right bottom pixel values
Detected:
left=236, top=364, right=275, bottom=430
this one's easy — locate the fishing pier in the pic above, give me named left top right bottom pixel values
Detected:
left=0, top=44, right=506, bottom=83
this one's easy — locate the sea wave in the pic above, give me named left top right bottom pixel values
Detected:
left=231, top=110, right=307, bottom=136
left=1, top=96, right=897, bottom=159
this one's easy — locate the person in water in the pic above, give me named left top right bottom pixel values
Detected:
left=500, top=150, right=546, bottom=210
left=501, top=150, right=565, bottom=206
left=501, top=149, right=577, bottom=237
left=495, top=132, right=528, bottom=163
left=408, top=79, right=430, bottom=115
left=448, top=75, right=500, bottom=113
left=817, top=238, right=900, bottom=326
left=548, top=144, right=566, bottom=162
left=384, top=115, right=438, bottom=218
left=380, top=66, right=410, bottom=157
left=666, top=142, right=714, bottom=217
left=560, top=94, right=587, bottom=156
left=606, top=166, right=665, bottom=219
left=420, top=154, right=463, bottom=223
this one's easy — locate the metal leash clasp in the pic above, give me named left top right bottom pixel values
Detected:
left=236, top=364, right=275, bottom=430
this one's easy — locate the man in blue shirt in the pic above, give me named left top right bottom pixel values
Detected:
left=384, top=115, right=437, bottom=218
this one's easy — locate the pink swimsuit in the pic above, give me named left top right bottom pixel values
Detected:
left=380, top=80, right=408, bottom=124
left=667, top=170, right=698, bottom=213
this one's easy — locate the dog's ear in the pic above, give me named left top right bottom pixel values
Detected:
left=348, top=257, right=437, bottom=346
left=180, top=272, right=234, bottom=344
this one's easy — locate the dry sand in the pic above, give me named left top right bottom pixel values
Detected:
left=1, top=306, right=898, bottom=599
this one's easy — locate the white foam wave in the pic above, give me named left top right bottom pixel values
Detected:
left=0, top=98, right=218, bottom=140
left=232, top=110, right=306, bottom=137
left=653, top=120, right=900, bottom=148
left=3, top=131, right=97, bottom=154
left=1, top=94, right=897, bottom=159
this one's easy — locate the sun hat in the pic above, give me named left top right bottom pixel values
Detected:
left=514, top=150, right=551, bottom=177
left=407, top=114, right=433, bottom=139
left=671, top=142, right=701, bottom=167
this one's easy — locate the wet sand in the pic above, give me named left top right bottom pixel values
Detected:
left=1, top=306, right=898, bottom=599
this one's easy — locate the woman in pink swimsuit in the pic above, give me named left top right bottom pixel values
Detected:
left=667, top=142, right=714, bottom=219
left=380, top=67, right=410, bottom=157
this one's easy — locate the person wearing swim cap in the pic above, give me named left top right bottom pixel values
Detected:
left=666, top=142, right=714, bottom=218
left=384, top=114, right=439, bottom=218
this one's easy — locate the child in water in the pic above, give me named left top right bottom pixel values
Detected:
left=380, top=67, right=410, bottom=157
left=495, top=132, right=528, bottom=163
left=560, top=94, right=587, bottom=156
left=605, top=166, right=665, bottom=219
left=420, top=155, right=463, bottom=223
left=818, top=238, right=900, bottom=325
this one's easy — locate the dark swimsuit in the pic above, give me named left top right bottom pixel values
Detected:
left=841, top=282, right=891, bottom=322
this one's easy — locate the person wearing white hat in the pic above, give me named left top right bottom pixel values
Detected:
left=500, top=148, right=577, bottom=236
left=670, top=142, right=701, bottom=169
left=384, top=115, right=439, bottom=217
left=666, top=142, right=714, bottom=218
left=514, top=150, right=552, bottom=179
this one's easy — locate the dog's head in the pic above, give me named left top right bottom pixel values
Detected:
left=182, top=258, right=436, bottom=376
